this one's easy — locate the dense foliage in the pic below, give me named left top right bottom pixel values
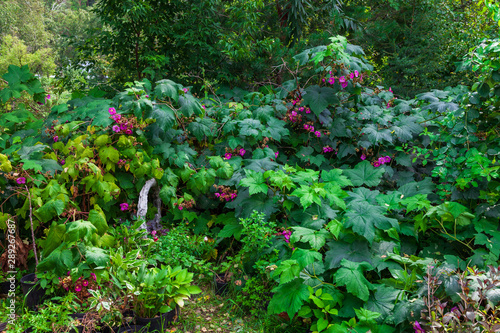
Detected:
left=2, top=1, right=500, bottom=332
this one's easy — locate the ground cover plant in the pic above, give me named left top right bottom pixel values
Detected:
left=1, top=2, right=500, bottom=331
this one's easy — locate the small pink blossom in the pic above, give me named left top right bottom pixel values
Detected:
left=305, top=108, right=311, bottom=114
left=183, top=88, right=188, bottom=93
left=46, top=94, right=51, bottom=100
left=53, top=136, right=59, bottom=142
left=120, top=123, right=128, bottom=131
left=360, top=154, right=366, bottom=161
left=215, top=193, right=220, bottom=198
left=328, top=77, right=335, bottom=85
left=90, top=273, right=96, bottom=281
left=153, top=236, right=158, bottom=242
left=224, top=153, right=232, bottom=160
left=125, top=129, right=132, bottom=135
left=151, top=230, right=157, bottom=236
left=120, top=203, right=129, bottom=211
left=179, top=206, right=183, bottom=210
left=82, top=280, right=89, bottom=287
left=16, top=177, right=26, bottom=184
left=75, top=285, right=82, bottom=292
left=349, top=73, right=355, bottom=79
left=145, top=95, right=149, bottom=98
left=112, top=114, right=121, bottom=122
left=239, top=148, right=246, bottom=156
left=384, top=156, right=391, bottom=163
left=112, top=125, right=120, bottom=133
left=314, top=131, right=321, bottom=138
left=339, top=76, right=346, bottom=83
left=373, top=161, right=381, bottom=167
left=275, top=151, right=279, bottom=158
left=354, top=70, right=359, bottom=77
left=108, top=107, right=117, bottom=115
left=341, top=82, right=348, bottom=89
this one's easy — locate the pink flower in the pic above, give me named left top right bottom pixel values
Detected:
left=46, top=95, right=51, bottom=100
left=305, top=108, right=311, bottom=114
left=275, top=151, right=279, bottom=158
left=341, top=82, right=348, bottom=89
left=373, top=161, right=381, bottom=167
left=16, top=177, right=26, bottom=185
left=360, top=154, right=366, bottom=161
left=224, top=153, right=232, bottom=160
left=378, top=157, right=386, bottom=165
left=120, top=123, right=128, bottom=131
left=179, top=206, right=183, bottom=210
left=328, top=77, right=335, bottom=85
left=125, top=129, right=132, bottom=135
left=389, top=87, right=393, bottom=93
left=145, top=95, right=149, bottom=98
left=309, top=126, right=314, bottom=132
left=354, top=70, right=359, bottom=77
left=215, top=193, right=220, bottom=198
left=75, top=285, right=82, bottom=292
left=60, top=159, right=65, bottom=165
left=339, top=76, right=346, bottom=83
left=413, top=321, right=425, bottom=333
left=90, top=273, right=96, bottom=281
left=314, top=131, right=321, bottom=138
left=53, top=136, right=59, bottom=142
left=112, top=125, right=120, bottom=133
left=151, top=230, right=157, bottom=236
left=202, top=105, right=206, bottom=109
left=82, top=280, right=89, bottom=287
left=183, top=88, right=188, bottom=93
left=349, top=73, right=354, bottom=79
left=120, top=203, right=129, bottom=211
left=112, top=114, right=121, bottom=122
left=153, top=236, right=158, bottom=242
left=108, top=107, right=116, bottom=115
left=384, top=156, right=391, bottom=163
left=303, top=124, right=309, bottom=130
left=230, top=193, right=237, bottom=199
left=239, top=148, right=246, bottom=156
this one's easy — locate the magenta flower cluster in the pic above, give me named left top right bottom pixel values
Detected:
left=225, top=148, right=246, bottom=160
left=413, top=321, right=425, bottom=333
left=214, top=192, right=237, bottom=201
left=16, top=177, right=26, bottom=185
left=373, top=155, right=391, bottom=167
left=151, top=230, right=158, bottom=242
left=281, top=230, right=292, bottom=243
left=297, top=106, right=311, bottom=114
left=323, top=70, right=361, bottom=89
left=120, top=203, right=129, bottom=211
left=323, top=146, right=334, bottom=153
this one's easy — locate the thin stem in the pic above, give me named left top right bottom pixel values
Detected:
left=26, top=186, right=39, bottom=269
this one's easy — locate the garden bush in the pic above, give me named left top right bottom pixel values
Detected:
left=1, top=28, right=500, bottom=333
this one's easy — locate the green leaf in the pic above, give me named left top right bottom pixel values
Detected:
left=34, top=199, right=65, bottom=223
left=66, top=220, right=97, bottom=243
left=291, top=249, right=323, bottom=269
left=478, top=82, right=490, bottom=98
left=365, top=285, right=401, bottom=322
left=188, top=118, right=215, bottom=142
left=268, top=278, right=309, bottom=319
left=88, top=204, right=108, bottom=236
left=85, top=247, right=110, bottom=267
left=274, top=260, right=301, bottom=284
left=39, top=222, right=67, bottom=257
left=321, top=169, right=352, bottom=187
left=179, top=94, right=203, bottom=117
left=239, top=169, right=268, bottom=195
left=159, top=185, right=176, bottom=204
left=218, top=220, right=242, bottom=240
left=343, top=161, right=385, bottom=187
left=150, top=105, right=176, bottom=131
left=324, top=240, right=371, bottom=269
left=291, top=227, right=330, bottom=249
left=303, top=85, right=339, bottom=115
left=345, top=201, right=399, bottom=243
left=154, top=79, right=180, bottom=102
left=291, top=185, right=324, bottom=210
left=354, top=307, right=381, bottom=323
left=334, top=260, right=373, bottom=301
